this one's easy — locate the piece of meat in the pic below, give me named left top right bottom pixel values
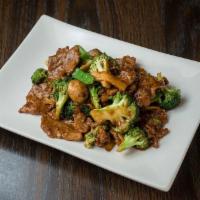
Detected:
left=73, top=112, right=92, bottom=133
left=100, top=88, right=118, bottom=103
left=48, top=46, right=80, bottom=79
left=140, top=107, right=169, bottom=147
left=104, top=140, right=116, bottom=151
left=116, top=56, right=137, bottom=86
left=126, top=83, right=138, bottom=96
left=19, top=83, right=55, bottom=115
left=110, top=129, right=124, bottom=145
left=48, top=47, right=69, bottom=71
left=89, top=48, right=102, bottom=57
left=95, top=126, right=110, bottom=147
left=134, top=88, right=151, bottom=107
left=63, top=46, right=80, bottom=74
left=109, top=59, right=120, bottom=75
left=41, top=114, right=83, bottom=141
left=135, top=68, right=166, bottom=107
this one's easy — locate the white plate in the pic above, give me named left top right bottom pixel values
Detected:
left=0, top=15, right=200, bottom=192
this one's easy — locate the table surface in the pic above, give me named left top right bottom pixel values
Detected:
left=0, top=0, right=200, bottom=199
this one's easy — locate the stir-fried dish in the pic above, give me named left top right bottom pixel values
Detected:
left=19, top=45, right=181, bottom=152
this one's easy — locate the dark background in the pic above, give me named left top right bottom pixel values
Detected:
left=0, top=0, right=200, bottom=199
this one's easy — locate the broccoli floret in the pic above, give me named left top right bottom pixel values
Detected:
left=154, top=86, right=181, bottom=110
left=89, top=53, right=121, bottom=90
left=62, top=101, right=76, bottom=120
left=84, top=127, right=99, bottom=148
left=90, top=92, right=138, bottom=133
left=53, top=78, right=69, bottom=119
left=89, top=53, right=109, bottom=73
left=78, top=46, right=91, bottom=61
left=80, top=104, right=91, bottom=116
left=31, top=68, right=48, bottom=84
left=89, top=86, right=101, bottom=109
left=118, top=127, right=150, bottom=152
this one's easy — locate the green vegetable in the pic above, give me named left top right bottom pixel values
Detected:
left=89, top=86, right=101, bottom=109
left=79, top=46, right=91, bottom=61
left=118, top=127, right=150, bottom=152
left=90, top=92, right=138, bottom=133
left=72, top=68, right=94, bottom=85
left=90, top=53, right=109, bottom=73
left=156, top=72, right=164, bottom=81
left=153, top=86, right=181, bottom=110
left=31, top=68, right=48, bottom=84
left=80, top=104, right=91, bottom=116
left=62, top=101, right=76, bottom=120
left=52, top=78, right=69, bottom=119
left=84, top=127, right=99, bottom=148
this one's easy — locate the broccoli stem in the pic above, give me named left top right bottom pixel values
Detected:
left=55, top=93, right=68, bottom=119
left=118, top=137, right=139, bottom=152
left=72, top=68, right=94, bottom=85
left=89, top=86, right=101, bottom=109
left=52, top=79, right=69, bottom=120
left=79, top=46, right=91, bottom=61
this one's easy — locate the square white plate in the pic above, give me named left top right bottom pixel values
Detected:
left=0, top=15, right=200, bottom=192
